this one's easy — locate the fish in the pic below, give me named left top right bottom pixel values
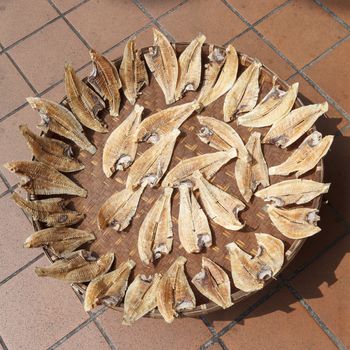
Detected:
left=175, top=33, right=206, bottom=100
left=4, top=161, right=87, bottom=197
left=123, top=273, right=162, bottom=325
left=162, top=148, right=237, bottom=188
left=137, top=101, right=198, bottom=144
left=255, top=179, right=330, bottom=206
left=23, top=227, right=95, bottom=257
left=19, top=124, right=84, bottom=173
left=194, top=171, right=245, bottom=230
left=144, top=28, right=178, bottom=104
left=35, top=250, right=114, bottom=283
left=138, top=188, right=173, bottom=265
left=27, top=97, right=96, bottom=154
left=269, top=131, right=334, bottom=177
left=223, top=60, right=261, bottom=122
left=84, top=259, right=136, bottom=311
left=98, top=183, right=146, bottom=231
left=266, top=204, right=321, bottom=239
left=126, top=129, right=180, bottom=189
left=226, top=233, right=284, bottom=292
left=64, top=63, right=107, bottom=133
left=88, top=49, right=122, bottom=117
left=263, top=102, right=328, bottom=148
left=178, top=184, right=212, bottom=253
left=157, top=256, right=196, bottom=323
left=102, top=104, right=143, bottom=177
left=237, top=83, right=298, bottom=127
left=119, top=39, right=149, bottom=105
left=192, top=257, right=233, bottom=309
left=11, top=192, right=84, bottom=227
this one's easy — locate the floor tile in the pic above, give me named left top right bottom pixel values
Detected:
left=9, top=19, right=88, bottom=93
left=57, top=322, right=110, bottom=350
left=221, top=288, right=336, bottom=350
left=140, top=0, right=184, bottom=18
left=227, top=0, right=287, bottom=23
left=0, top=54, right=34, bottom=119
left=232, top=30, right=296, bottom=80
left=98, top=309, right=213, bottom=350
left=159, top=0, right=248, bottom=45
left=320, top=0, right=350, bottom=25
left=304, top=38, right=350, bottom=117
left=66, top=0, right=150, bottom=53
left=52, top=0, right=84, bottom=13
left=0, top=175, right=7, bottom=194
left=292, top=234, right=350, bottom=348
left=0, top=193, right=39, bottom=282
left=0, top=0, right=57, bottom=48
left=256, top=0, right=348, bottom=68
left=0, top=256, right=88, bottom=350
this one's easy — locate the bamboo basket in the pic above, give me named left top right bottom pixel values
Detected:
left=31, top=42, right=324, bottom=318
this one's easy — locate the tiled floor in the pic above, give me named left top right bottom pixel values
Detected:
left=0, top=0, right=349, bottom=349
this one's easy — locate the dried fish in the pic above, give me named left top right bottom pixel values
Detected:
left=27, top=97, right=96, bottom=154
left=194, top=171, right=245, bottom=230
left=226, top=233, right=284, bottom=292
left=19, top=125, right=84, bottom=173
left=197, top=44, right=239, bottom=108
left=196, top=116, right=248, bottom=159
left=98, top=183, right=146, bottom=231
left=126, top=129, right=180, bottom=189
left=178, top=184, right=212, bottom=253
left=175, top=33, right=206, bottom=100
left=35, top=250, right=114, bottom=283
left=162, top=148, right=237, bottom=188
left=84, top=259, right=136, bottom=311
left=123, top=273, right=162, bottom=325
left=263, top=102, right=328, bottom=148
left=4, top=161, right=87, bottom=197
left=255, top=179, right=330, bottom=206
left=11, top=192, right=84, bottom=227
left=157, top=256, right=196, bottom=323
left=237, top=83, right=298, bottom=127
left=23, top=227, right=95, bottom=257
left=119, top=39, right=149, bottom=105
left=137, top=101, right=198, bottom=143
left=103, top=104, right=143, bottom=177
left=192, top=257, right=233, bottom=309
left=144, top=28, right=178, bottom=104
left=138, top=188, right=173, bottom=265
left=266, top=205, right=320, bottom=239
left=269, top=131, right=334, bottom=177
left=88, top=49, right=122, bottom=117
left=223, top=60, right=261, bottom=122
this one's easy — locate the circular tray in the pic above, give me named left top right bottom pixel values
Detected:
left=32, top=42, right=324, bottom=318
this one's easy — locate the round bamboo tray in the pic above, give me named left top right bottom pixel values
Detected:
left=32, top=42, right=324, bottom=318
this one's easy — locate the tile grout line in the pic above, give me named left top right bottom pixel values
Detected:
left=282, top=278, right=347, bottom=350
left=154, top=0, right=189, bottom=21
left=0, top=169, right=12, bottom=190
left=200, top=316, right=230, bottom=350
left=0, top=336, right=9, bottom=350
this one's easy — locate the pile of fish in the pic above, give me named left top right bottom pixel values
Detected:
left=3, top=29, right=333, bottom=324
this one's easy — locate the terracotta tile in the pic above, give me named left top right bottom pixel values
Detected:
left=0, top=0, right=57, bottom=48
left=58, top=323, right=110, bottom=350
left=304, top=38, right=350, bottom=117
left=140, top=0, right=184, bottom=18
left=292, top=235, right=350, bottom=348
left=321, top=0, right=350, bottom=25
left=288, top=74, right=348, bottom=135
left=221, top=288, right=336, bottom=350
left=9, top=19, right=88, bottom=93
left=98, top=309, right=213, bottom=350
left=0, top=256, right=88, bottom=350
left=52, top=0, right=83, bottom=13
left=66, top=0, right=150, bottom=53
left=0, top=193, right=39, bottom=281
left=0, top=55, right=34, bottom=118
left=227, top=0, right=287, bottom=23
left=256, top=0, right=348, bottom=68
left=159, top=0, right=248, bottom=45
left=0, top=176, right=7, bottom=194
left=232, top=30, right=296, bottom=80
